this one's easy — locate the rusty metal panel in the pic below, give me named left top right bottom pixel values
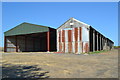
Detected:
left=82, top=42, right=83, bottom=53
left=62, top=30, right=65, bottom=42
left=68, top=42, right=72, bottom=53
left=59, top=42, right=62, bottom=52
left=74, top=28, right=78, bottom=42
left=80, top=42, right=82, bottom=53
left=83, top=42, right=89, bottom=53
left=59, top=31, right=61, bottom=42
left=63, top=42, right=65, bottom=52
left=68, top=30, right=72, bottom=42
left=80, top=27, right=82, bottom=41
left=75, top=42, right=78, bottom=53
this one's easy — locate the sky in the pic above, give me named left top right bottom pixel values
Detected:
left=1, top=2, right=118, bottom=46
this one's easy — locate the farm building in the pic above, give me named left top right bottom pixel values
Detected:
left=4, top=18, right=114, bottom=53
left=57, top=18, right=114, bottom=54
left=4, top=22, right=56, bottom=52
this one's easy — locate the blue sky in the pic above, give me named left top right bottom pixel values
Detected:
left=1, top=2, right=118, bottom=46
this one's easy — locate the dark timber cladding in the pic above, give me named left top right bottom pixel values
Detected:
left=89, top=26, right=114, bottom=52
left=4, top=22, right=57, bottom=52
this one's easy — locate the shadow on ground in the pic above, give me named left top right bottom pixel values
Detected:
left=2, top=63, right=49, bottom=79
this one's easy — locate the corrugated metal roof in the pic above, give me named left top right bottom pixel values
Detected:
left=4, top=22, right=50, bottom=36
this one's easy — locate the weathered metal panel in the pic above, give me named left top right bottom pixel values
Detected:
left=72, top=28, right=75, bottom=53
left=7, top=43, right=16, bottom=47
left=80, top=27, right=82, bottom=41
left=62, top=30, right=65, bottom=42
left=68, top=42, right=72, bottom=53
left=75, top=42, right=78, bottom=53
left=80, top=42, right=82, bottom=53
left=96, top=33, right=99, bottom=51
left=57, top=18, right=90, bottom=31
left=100, top=35, right=101, bottom=50
left=57, top=17, right=114, bottom=53
left=59, top=42, right=62, bottom=52
left=63, top=42, right=65, bottom=52
left=68, top=30, right=72, bottom=42
left=93, top=31, right=95, bottom=51
left=83, top=42, right=89, bottom=53
left=6, top=36, right=16, bottom=52
left=65, top=30, right=68, bottom=53
left=59, top=31, right=61, bottom=42
left=74, top=28, right=78, bottom=42
left=7, top=48, right=16, bottom=52
left=82, top=27, right=89, bottom=42
left=57, top=30, right=59, bottom=52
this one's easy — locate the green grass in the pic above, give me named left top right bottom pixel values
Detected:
left=88, top=50, right=108, bottom=54
left=114, top=46, right=120, bottom=49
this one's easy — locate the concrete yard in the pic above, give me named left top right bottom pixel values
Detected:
left=2, top=49, right=118, bottom=78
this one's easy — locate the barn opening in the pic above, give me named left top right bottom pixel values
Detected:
left=4, top=22, right=56, bottom=52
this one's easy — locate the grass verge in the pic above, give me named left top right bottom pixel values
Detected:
left=88, top=50, right=109, bottom=54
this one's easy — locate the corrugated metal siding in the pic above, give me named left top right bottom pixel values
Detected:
left=57, top=18, right=114, bottom=53
left=65, top=30, right=68, bottom=53
left=57, top=26, right=88, bottom=54
left=7, top=48, right=16, bottom=52
left=63, top=42, right=65, bottom=52
left=83, top=42, right=89, bottom=53
left=68, top=30, right=72, bottom=42
left=68, top=42, right=72, bottom=53
left=4, top=23, right=49, bottom=36
left=80, top=27, right=82, bottom=41
left=75, top=42, right=78, bottom=53
left=57, top=18, right=90, bottom=54
left=59, top=31, right=61, bottom=42
left=62, top=30, right=65, bottom=42
left=74, top=28, right=78, bottom=42
left=6, top=36, right=16, bottom=52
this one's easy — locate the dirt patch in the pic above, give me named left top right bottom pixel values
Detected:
left=2, top=49, right=118, bottom=78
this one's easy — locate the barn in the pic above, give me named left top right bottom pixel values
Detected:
left=57, top=18, right=114, bottom=54
left=4, top=18, right=114, bottom=53
left=4, top=22, right=56, bottom=52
